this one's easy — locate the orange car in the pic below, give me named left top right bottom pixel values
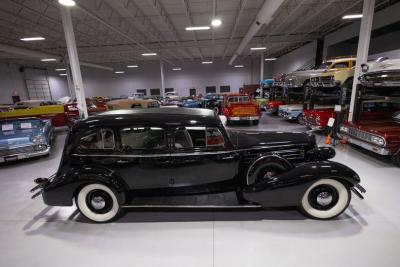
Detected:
left=223, top=93, right=261, bottom=125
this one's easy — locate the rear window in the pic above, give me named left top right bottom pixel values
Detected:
left=227, top=96, right=249, bottom=103
left=173, top=127, right=225, bottom=149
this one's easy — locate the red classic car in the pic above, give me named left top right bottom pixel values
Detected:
left=64, top=98, right=108, bottom=124
left=223, top=93, right=261, bottom=125
left=303, top=106, right=336, bottom=131
left=339, top=100, right=400, bottom=166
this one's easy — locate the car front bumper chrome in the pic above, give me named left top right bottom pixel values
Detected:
left=339, top=133, right=390, bottom=155
left=0, top=146, right=51, bottom=163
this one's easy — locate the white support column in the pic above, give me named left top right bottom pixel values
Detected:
left=60, top=5, right=88, bottom=118
left=348, top=0, right=375, bottom=122
left=160, top=60, right=166, bottom=98
left=260, top=54, right=264, bottom=83
left=65, top=64, right=75, bottom=99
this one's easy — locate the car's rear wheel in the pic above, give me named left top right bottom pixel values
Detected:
left=76, top=183, right=122, bottom=223
left=300, top=179, right=350, bottom=220
left=297, top=114, right=304, bottom=124
left=213, top=106, right=220, bottom=114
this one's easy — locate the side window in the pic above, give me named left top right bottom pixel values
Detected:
left=332, top=62, right=349, bottom=69
left=120, top=127, right=165, bottom=151
left=79, top=129, right=115, bottom=150
left=173, top=127, right=225, bottom=149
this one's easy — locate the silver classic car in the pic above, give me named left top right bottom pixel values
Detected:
left=0, top=117, right=54, bottom=163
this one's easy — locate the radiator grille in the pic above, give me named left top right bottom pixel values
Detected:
left=347, top=128, right=373, bottom=143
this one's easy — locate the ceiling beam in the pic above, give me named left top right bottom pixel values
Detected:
left=181, top=0, right=204, bottom=60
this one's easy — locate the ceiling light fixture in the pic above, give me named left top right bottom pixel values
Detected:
left=55, top=68, right=66, bottom=71
left=342, top=14, right=363, bottom=19
left=211, top=18, right=222, bottom=27
left=264, top=58, right=277, bottom=61
left=172, top=68, right=182, bottom=71
left=250, top=47, right=267, bottom=51
left=202, top=61, right=213, bottom=64
left=234, top=65, right=244, bottom=68
left=114, top=71, right=125, bottom=74
left=20, top=37, right=45, bottom=41
left=127, top=65, right=139, bottom=68
left=58, top=0, right=76, bottom=6
left=41, top=58, right=57, bottom=62
left=141, top=53, right=157, bottom=56
left=185, top=26, right=211, bottom=31
left=59, top=73, right=67, bottom=76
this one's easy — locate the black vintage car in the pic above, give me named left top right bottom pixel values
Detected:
left=31, top=108, right=365, bottom=222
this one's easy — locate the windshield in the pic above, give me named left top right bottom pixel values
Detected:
left=360, top=101, right=400, bottom=121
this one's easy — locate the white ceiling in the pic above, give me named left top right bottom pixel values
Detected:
left=0, top=0, right=396, bottom=69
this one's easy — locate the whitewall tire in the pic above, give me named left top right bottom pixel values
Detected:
left=300, top=179, right=350, bottom=220
left=76, top=184, right=121, bottom=223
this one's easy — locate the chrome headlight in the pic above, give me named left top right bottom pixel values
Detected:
left=340, top=126, right=349, bottom=133
left=371, top=136, right=385, bottom=146
left=32, top=135, right=46, bottom=144
left=34, top=144, right=48, bottom=151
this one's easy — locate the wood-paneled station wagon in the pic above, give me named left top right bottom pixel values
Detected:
left=31, top=109, right=365, bottom=222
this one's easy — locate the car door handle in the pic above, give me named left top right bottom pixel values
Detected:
left=221, top=155, right=235, bottom=160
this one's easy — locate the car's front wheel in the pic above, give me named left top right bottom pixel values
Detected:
left=300, top=179, right=350, bottom=220
left=76, top=183, right=122, bottom=223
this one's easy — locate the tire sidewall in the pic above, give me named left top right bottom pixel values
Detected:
left=301, top=179, right=350, bottom=220
left=76, top=183, right=121, bottom=223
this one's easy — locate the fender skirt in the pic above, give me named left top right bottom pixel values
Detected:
left=242, top=161, right=361, bottom=208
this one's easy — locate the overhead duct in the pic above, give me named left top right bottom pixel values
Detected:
left=0, top=43, right=113, bottom=72
left=228, top=0, right=285, bottom=65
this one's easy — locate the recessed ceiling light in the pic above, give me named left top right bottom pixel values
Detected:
left=264, top=58, right=277, bottom=61
left=234, top=65, right=244, bottom=68
left=185, top=26, right=211, bottom=31
left=250, top=47, right=267, bottom=51
left=202, top=61, right=213, bottom=64
left=141, top=53, right=157, bottom=56
left=172, top=68, right=182, bottom=71
left=211, top=18, right=222, bottom=27
left=55, top=68, right=66, bottom=71
left=20, top=37, right=45, bottom=41
left=59, top=73, right=67, bottom=76
left=342, top=14, right=363, bottom=19
left=127, top=65, right=139, bottom=68
left=114, top=71, right=125, bottom=74
left=58, top=0, right=76, bottom=6
left=41, top=58, right=57, bottom=62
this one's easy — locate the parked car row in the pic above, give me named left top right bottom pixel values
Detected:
left=264, top=57, right=400, bottom=166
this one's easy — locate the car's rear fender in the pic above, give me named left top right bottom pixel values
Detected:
left=242, top=161, right=361, bottom=207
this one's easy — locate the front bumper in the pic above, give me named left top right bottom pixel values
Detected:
left=229, top=116, right=260, bottom=121
left=338, top=133, right=391, bottom=155
left=0, top=146, right=50, bottom=163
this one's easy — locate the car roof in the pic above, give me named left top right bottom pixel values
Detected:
left=72, top=108, right=220, bottom=131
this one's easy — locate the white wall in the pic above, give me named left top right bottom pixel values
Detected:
left=265, top=41, right=317, bottom=77
left=323, top=1, right=400, bottom=59
left=0, top=63, right=26, bottom=104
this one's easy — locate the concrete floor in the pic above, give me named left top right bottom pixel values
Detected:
left=1, top=114, right=400, bottom=267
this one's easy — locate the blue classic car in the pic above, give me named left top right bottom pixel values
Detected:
left=0, top=118, right=54, bottom=163
left=180, top=98, right=202, bottom=108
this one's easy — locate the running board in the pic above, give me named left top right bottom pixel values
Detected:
left=121, top=191, right=261, bottom=209
left=121, top=204, right=262, bottom=209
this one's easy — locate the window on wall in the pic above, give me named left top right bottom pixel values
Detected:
left=220, top=85, right=230, bottom=93
left=150, top=88, right=160, bottom=96
left=165, top=88, right=174, bottom=93
left=206, top=86, right=216, bottom=94
left=137, top=89, right=147, bottom=95
left=189, top=88, right=196, bottom=96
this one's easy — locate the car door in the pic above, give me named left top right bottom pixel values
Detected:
left=167, top=126, right=239, bottom=191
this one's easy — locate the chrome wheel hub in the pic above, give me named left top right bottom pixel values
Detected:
left=316, top=192, right=333, bottom=206
left=91, top=196, right=106, bottom=210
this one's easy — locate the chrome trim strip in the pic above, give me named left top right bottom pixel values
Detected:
left=0, top=146, right=51, bottom=163
left=340, top=134, right=390, bottom=155
left=71, top=144, right=309, bottom=158
left=120, top=204, right=262, bottom=209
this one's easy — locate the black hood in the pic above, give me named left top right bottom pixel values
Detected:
left=227, top=129, right=316, bottom=149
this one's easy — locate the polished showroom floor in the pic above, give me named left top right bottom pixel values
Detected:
left=1, top=113, right=400, bottom=267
